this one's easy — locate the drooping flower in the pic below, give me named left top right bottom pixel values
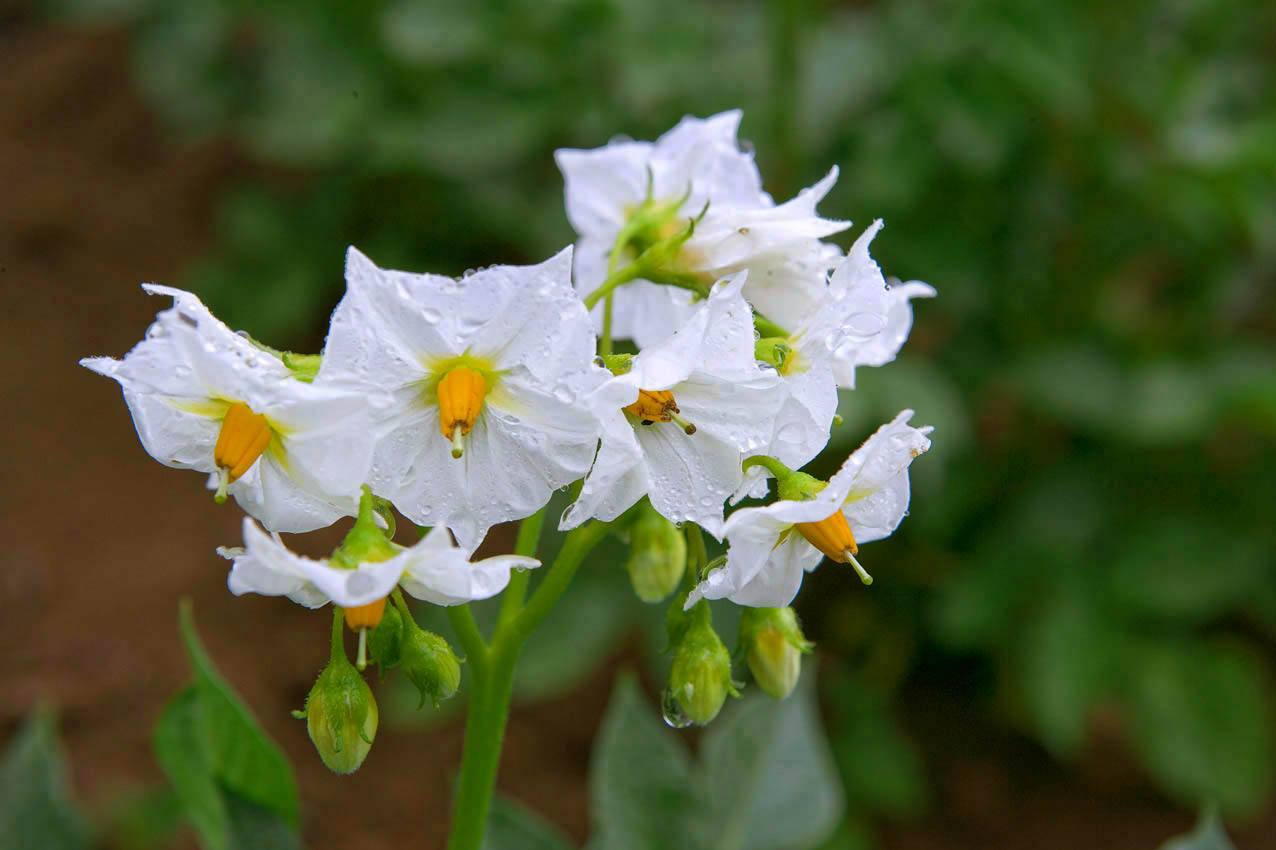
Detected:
left=557, top=110, right=849, bottom=347
left=560, top=273, right=783, bottom=536
left=316, top=247, right=603, bottom=552
left=80, top=286, right=374, bottom=533
left=689, top=410, right=933, bottom=608
left=221, top=515, right=539, bottom=611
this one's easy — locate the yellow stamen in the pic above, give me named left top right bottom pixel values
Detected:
left=213, top=402, right=272, bottom=484
left=344, top=598, right=387, bottom=631
left=623, top=389, right=696, bottom=433
left=437, top=367, right=488, bottom=458
left=795, top=510, right=859, bottom=563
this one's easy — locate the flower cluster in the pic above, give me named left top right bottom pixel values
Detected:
left=83, top=109, right=934, bottom=763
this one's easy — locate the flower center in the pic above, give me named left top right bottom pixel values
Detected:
left=437, top=366, right=488, bottom=458
left=213, top=402, right=272, bottom=500
left=795, top=511, right=872, bottom=585
left=624, top=389, right=697, bottom=434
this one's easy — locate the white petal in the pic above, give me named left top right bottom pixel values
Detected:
left=635, top=422, right=740, bottom=537
left=222, top=519, right=328, bottom=608
left=396, top=533, right=540, bottom=606
left=228, top=453, right=354, bottom=534
left=318, top=247, right=469, bottom=388
left=728, top=533, right=823, bottom=607
left=117, top=388, right=221, bottom=472
left=758, top=352, right=838, bottom=470
left=734, top=240, right=842, bottom=334
left=560, top=382, right=649, bottom=529
left=687, top=168, right=849, bottom=272
left=688, top=507, right=791, bottom=605
left=556, top=141, right=654, bottom=237
left=464, top=248, right=597, bottom=385
left=650, top=110, right=766, bottom=209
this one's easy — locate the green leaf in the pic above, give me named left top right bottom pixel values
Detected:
left=154, top=602, right=303, bottom=850
left=177, top=601, right=300, bottom=825
left=1019, top=584, right=1119, bottom=756
left=699, top=673, right=844, bottom=850
left=154, top=688, right=230, bottom=850
left=1158, top=808, right=1236, bottom=850
left=824, top=667, right=927, bottom=820
left=0, top=710, right=91, bottom=850
left=1105, top=522, right=1268, bottom=625
left=1125, top=640, right=1274, bottom=818
left=587, top=675, right=701, bottom=850
left=483, top=796, right=576, bottom=850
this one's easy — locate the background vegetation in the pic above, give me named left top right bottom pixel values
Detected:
left=16, top=0, right=1276, bottom=847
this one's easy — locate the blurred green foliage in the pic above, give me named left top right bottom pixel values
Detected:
left=43, top=0, right=1276, bottom=839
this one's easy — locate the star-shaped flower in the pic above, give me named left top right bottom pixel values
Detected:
left=221, top=520, right=539, bottom=610
left=561, top=273, right=784, bottom=536
left=690, top=410, right=933, bottom=607
left=81, top=286, right=374, bottom=532
left=557, top=110, right=849, bottom=347
left=316, top=247, right=603, bottom=551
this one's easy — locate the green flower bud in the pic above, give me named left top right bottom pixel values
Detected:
left=739, top=607, right=814, bottom=700
left=301, top=652, right=378, bottom=775
left=367, top=603, right=403, bottom=674
left=668, top=603, right=736, bottom=726
left=626, top=507, right=686, bottom=603
left=400, top=627, right=462, bottom=709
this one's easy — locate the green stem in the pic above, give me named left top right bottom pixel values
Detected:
left=330, top=607, right=346, bottom=662
left=742, top=454, right=795, bottom=481
left=600, top=292, right=615, bottom=356
left=506, top=521, right=609, bottom=643
left=444, top=521, right=608, bottom=850
left=445, top=604, right=490, bottom=679
left=497, top=509, right=545, bottom=630
left=753, top=313, right=790, bottom=339
left=584, top=262, right=643, bottom=310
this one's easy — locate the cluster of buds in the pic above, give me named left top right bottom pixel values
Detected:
left=82, top=108, right=936, bottom=749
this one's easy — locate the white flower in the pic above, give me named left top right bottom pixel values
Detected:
left=737, top=222, right=936, bottom=500
left=80, top=286, right=374, bottom=533
left=561, top=273, right=784, bottom=536
left=557, top=110, right=849, bottom=347
left=221, top=520, right=539, bottom=609
left=691, top=410, right=933, bottom=608
left=801, top=220, right=936, bottom=390
left=316, top=246, right=603, bottom=552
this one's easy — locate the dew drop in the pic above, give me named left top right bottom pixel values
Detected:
left=661, top=688, right=693, bottom=729
left=145, top=324, right=167, bottom=339
left=421, top=306, right=442, bottom=324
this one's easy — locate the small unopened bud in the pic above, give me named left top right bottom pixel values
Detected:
left=400, top=627, right=462, bottom=709
left=668, top=604, right=736, bottom=725
left=626, top=507, right=686, bottom=603
left=739, top=607, right=813, bottom=700
left=301, top=653, right=378, bottom=775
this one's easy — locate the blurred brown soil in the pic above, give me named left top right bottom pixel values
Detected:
left=0, top=18, right=1271, bottom=850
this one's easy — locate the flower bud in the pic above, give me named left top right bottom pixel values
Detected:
left=400, top=627, right=462, bottom=709
left=626, top=507, right=686, bottom=603
left=302, top=654, right=378, bottom=775
left=739, top=607, right=813, bottom=700
left=668, top=604, right=736, bottom=726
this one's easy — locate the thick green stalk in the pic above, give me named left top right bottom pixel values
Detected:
left=445, top=520, right=607, bottom=850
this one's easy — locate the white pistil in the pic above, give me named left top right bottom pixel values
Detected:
left=846, top=550, right=873, bottom=586
left=214, top=467, right=230, bottom=504
left=356, top=628, right=369, bottom=671
left=450, top=424, right=465, bottom=459
left=669, top=411, right=697, bottom=435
